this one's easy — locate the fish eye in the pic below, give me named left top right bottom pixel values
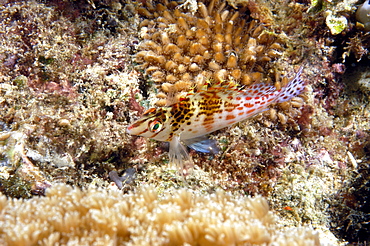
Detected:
left=149, top=119, right=162, bottom=133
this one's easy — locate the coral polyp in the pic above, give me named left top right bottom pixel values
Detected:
left=136, top=0, right=285, bottom=106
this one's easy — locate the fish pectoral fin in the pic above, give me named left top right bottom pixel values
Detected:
left=183, top=136, right=220, bottom=155
left=169, top=136, right=191, bottom=170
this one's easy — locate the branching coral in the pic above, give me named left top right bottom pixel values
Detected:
left=0, top=184, right=320, bottom=245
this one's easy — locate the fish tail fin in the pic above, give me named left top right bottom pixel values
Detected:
left=275, top=66, right=305, bottom=104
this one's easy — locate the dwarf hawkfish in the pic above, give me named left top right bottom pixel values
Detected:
left=127, top=67, right=305, bottom=170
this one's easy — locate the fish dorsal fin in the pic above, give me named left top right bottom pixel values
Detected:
left=241, top=83, right=277, bottom=97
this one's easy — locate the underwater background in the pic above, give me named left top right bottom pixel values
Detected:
left=0, top=0, right=369, bottom=245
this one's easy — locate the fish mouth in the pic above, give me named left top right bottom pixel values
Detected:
left=126, top=124, right=134, bottom=134
left=126, top=122, right=149, bottom=136
left=126, top=126, right=133, bottom=134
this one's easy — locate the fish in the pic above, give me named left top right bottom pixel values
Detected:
left=127, top=67, right=305, bottom=170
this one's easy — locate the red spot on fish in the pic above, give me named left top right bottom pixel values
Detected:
left=204, top=118, right=215, bottom=123
left=236, top=96, right=241, bottom=100
left=238, top=112, right=244, bottom=116
left=237, top=106, right=243, bottom=111
left=205, top=124, right=213, bottom=132
left=244, top=103, right=253, bottom=108
left=226, top=114, right=236, bottom=120
left=255, top=96, right=260, bottom=100
left=247, top=109, right=255, bottom=114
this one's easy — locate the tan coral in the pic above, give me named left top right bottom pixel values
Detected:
left=136, top=0, right=286, bottom=106
left=0, top=184, right=321, bottom=245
